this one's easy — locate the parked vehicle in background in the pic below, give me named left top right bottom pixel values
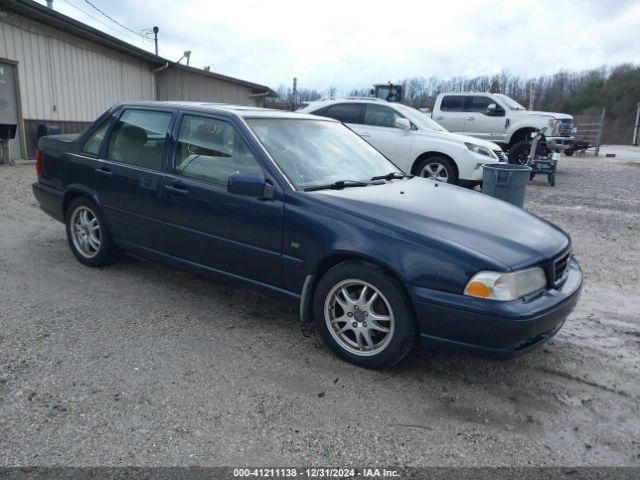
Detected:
left=299, top=98, right=505, bottom=187
left=371, top=82, right=404, bottom=102
left=32, top=102, right=582, bottom=369
left=431, top=93, right=576, bottom=164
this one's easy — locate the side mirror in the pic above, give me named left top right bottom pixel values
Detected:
left=395, top=118, right=411, bottom=130
left=227, top=174, right=275, bottom=200
left=486, top=104, right=505, bottom=117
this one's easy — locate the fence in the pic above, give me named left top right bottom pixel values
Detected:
left=574, top=108, right=606, bottom=155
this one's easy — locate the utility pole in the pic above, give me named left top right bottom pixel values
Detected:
left=529, top=82, right=535, bottom=111
left=153, top=26, right=159, bottom=56
left=633, top=102, right=640, bottom=146
left=291, top=77, right=298, bottom=111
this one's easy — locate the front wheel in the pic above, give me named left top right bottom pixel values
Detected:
left=313, top=261, right=417, bottom=369
left=508, top=140, right=550, bottom=165
left=65, top=197, right=120, bottom=267
left=415, top=156, right=458, bottom=185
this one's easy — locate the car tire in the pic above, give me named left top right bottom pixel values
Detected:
left=313, top=261, right=417, bottom=369
left=509, top=140, right=549, bottom=165
left=415, top=156, right=458, bottom=185
left=65, top=197, right=120, bottom=267
left=564, top=149, right=574, bottom=156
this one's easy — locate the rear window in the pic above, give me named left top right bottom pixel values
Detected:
left=440, top=96, right=465, bottom=112
left=316, top=103, right=363, bottom=124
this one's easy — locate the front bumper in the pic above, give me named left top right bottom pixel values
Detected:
left=545, top=136, right=574, bottom=151
left=408, top=259, right=582, bottom=358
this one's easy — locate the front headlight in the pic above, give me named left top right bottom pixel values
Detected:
left=464, top=267, right=547, bottom=301
left=465, top=142, right=496, bottom=159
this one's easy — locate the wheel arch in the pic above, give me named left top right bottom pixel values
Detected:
left=300, top=251, right=413, bottom=324
left=62, top=185, right=101, bottom=220
left=410, top=151, right=459, bottom=179
left=508, top=127, right=538, bottom=148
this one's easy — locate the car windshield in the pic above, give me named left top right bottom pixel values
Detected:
left=246, top=118, right=400, bottom=190
left=495, top=94, right=526, bottom=110
left=391, top=103, right=447, bottom=131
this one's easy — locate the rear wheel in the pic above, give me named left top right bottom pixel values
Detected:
left=65, top=197, right=120, bottom=267
left=313, top=261, right=417, bottom=369
left=415, top=156, right=458, bottom=185
left=564, top=149, right=574, bottom=157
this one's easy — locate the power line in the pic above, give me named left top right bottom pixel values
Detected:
left=58, top=0, right=150, bottom=45
left=80, top=0, right=150, bottom=41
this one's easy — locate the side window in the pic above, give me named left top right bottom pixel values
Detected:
left=174, top=115, right=263, bottom=186
left=466, top=96, right=496, bottom=113
left=364, top=104, right=405, bottom=128
left=107, top=109, right=172, bottom=170
left=319, top=103, right=362, bottom=124
left=440, top=96, right=465, bottom=112
left=82, top=119, right=111, bottom=155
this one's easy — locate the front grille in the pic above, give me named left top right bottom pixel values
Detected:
left=553, top=250, right=571, bottom=286
left=494, top=150, right=506, bottom=162
left=558, top=119, right=574, bottom=137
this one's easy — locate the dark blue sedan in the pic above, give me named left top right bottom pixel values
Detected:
left=32, top=102, right=582, bottom=369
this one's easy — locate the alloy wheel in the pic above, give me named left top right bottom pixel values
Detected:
left=324, top=279, right=395, bottom=357
left=70, top=206, right=101, bottom=259
left=420, top=162, right=448, bottom=182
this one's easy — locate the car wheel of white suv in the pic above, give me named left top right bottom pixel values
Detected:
left=416, top=156, right=458, bottom=185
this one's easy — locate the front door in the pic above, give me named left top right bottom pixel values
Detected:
left=163, top=113, right=283, bottom=287
left=0, top=61, right=21, bottom=162
left=94, top=107, right=174, bottom=251
left=350, top=103, right=413, bottom=169
left=463, top=96, right=507, bottom=141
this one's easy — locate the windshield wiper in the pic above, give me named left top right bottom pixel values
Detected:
left=370, top=172, right=412, bottom=181
left=304, top=180, right=370, bottom=191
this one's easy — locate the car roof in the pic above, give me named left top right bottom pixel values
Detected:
left=301, top=97, right=390, bottom=107
left=115, top=101, right=330, bottom=121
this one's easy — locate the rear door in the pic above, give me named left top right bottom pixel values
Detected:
left=463, top=95, right=507, bottom=141
left=163, top=112, right=283, bottom=286
left=433, top=95, right=466, bottom=132
left=94, top=107, right=174, bottom=251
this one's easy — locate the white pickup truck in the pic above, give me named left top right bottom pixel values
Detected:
left=431, top=93, right=575, bottom=164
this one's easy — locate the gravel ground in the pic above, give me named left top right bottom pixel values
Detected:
left=1, top=149, right=639, bottom=467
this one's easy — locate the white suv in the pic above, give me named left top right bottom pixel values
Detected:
left=298, top=98, right=505, bottom=187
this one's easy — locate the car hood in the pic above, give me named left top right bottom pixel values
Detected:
left=305, top=178, right=568, bottom=270
left=517, top=110, right=573, bottom=120
left=423, top=130, right=503, bottom=151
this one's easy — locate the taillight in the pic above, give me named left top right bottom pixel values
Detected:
left=35, top=149, right=43, bottom=173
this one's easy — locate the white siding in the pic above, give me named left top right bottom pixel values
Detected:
left=0, top=11, right=154, bottom=122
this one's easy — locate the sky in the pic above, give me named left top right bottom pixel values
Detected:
left=37, top=0, right=640, bottom=93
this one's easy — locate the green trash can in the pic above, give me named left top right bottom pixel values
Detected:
left=482, top=164, right=532, bottom=208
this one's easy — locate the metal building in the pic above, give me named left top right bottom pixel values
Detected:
left=0, top=0, right=275, bottom=161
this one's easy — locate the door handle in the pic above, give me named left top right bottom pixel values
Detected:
left=434, top=116, right=444, bottom=120
left=94, top=167, right=112, bottom=177
left=467, top=117, right=475, bottom=121
left=360, top=132, right=371, bottom=138
left=164, top=184, right=189, bottom=196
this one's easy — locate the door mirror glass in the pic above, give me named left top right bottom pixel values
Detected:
left=227, top=174, right=274, bottom=199
left=395, top=118, right=411, bottom=130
